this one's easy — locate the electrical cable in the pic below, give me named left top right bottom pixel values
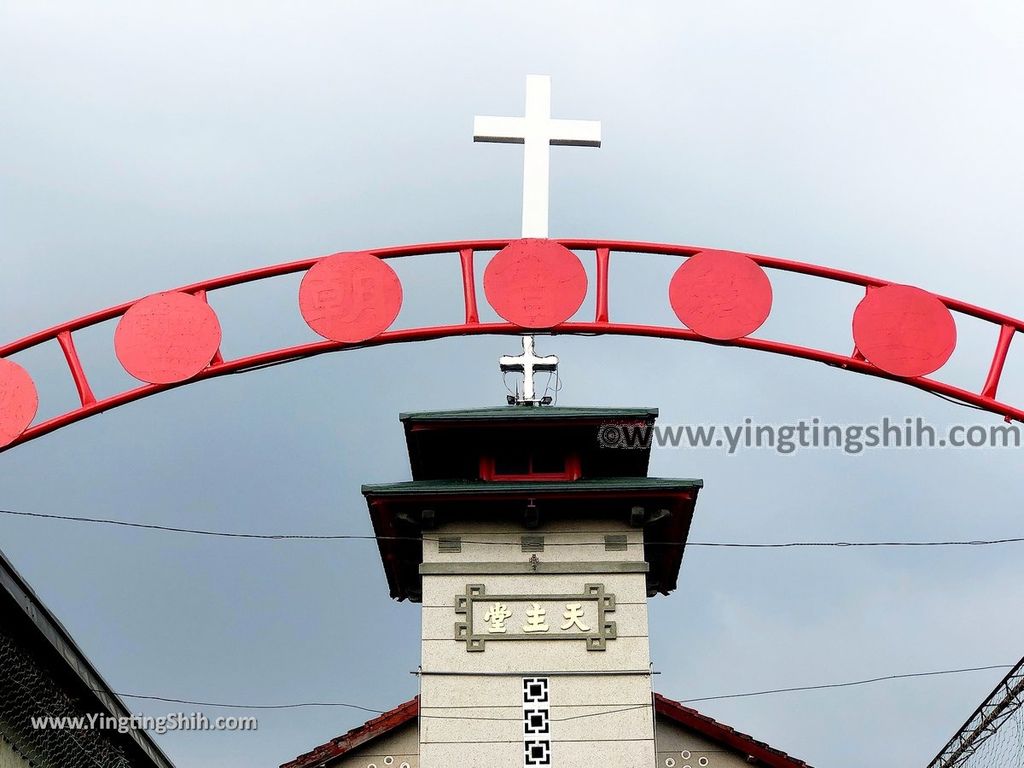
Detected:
left=103, top=664, right=1015, bottom=718
left=3, top=508, right=1023, bottom=549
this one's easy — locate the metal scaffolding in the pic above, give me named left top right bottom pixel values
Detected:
left=927, top=656, right=1024, bottom=768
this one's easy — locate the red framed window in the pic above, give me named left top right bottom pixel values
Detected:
left=481, top=448, right=581, bottom=481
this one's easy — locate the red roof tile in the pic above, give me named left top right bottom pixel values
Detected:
left=281, top=693, right=811, bottom=768
left=653, top=693, right=812, bottom=768
left=281, top=698, right=418, bottom=768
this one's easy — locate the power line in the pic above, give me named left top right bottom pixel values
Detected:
left=0, top=509, right=375, bottom=541
left=688, top=539, right=1024, bottom=549
left=678, top=664, right=1015, bottom=704
left=419, top=704, right=652, bottom=723
left=102, top=692, right=385, bottom=714
left=3, top=508, right=1023, bottom=549
left=104, top=664, right=1014, bottom=718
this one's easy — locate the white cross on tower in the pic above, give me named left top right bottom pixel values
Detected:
left=500, top=336, right=558, bottom=405
left=474, top=74, right=601, bottom=239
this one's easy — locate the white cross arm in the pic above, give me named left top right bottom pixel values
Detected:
left=474, top=116, right=528, bottom=144
left=498, top=354, right=522, bottom=369
left=500, top=355, right=558, bottom=370
left=473, top=116, right=601, bottom=147
left=532, top=355, right=558, bottom=370
left=548, top=119, right=601, bottom=147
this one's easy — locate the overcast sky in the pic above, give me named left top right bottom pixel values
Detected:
left=2, top=2, right=1024, bottom=767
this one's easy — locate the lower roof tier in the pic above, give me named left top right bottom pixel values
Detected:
left=362, top=477, right=703, bottom=602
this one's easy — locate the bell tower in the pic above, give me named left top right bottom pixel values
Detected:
left=362, top=397, right=702, bottom=768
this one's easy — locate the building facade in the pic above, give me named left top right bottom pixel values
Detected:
left=0, top=549, right=174, bottom=768
left=284, top=405, right=811, bottom=768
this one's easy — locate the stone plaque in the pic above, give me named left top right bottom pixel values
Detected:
left=454, top=584, right=616, bottom=651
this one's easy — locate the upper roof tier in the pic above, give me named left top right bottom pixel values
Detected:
left=363, top=405, right=704, bottom=602
left=399, top=406, right=659, bottom=481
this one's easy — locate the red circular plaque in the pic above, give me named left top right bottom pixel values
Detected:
left=668, top=250, right=773, bottom=340
left=484, top=239, right=588, bottom=328
left=299, top=252, right=403, bottom=343
left=114, top=292, right=222, bottom=384
left=0, top=359, right=38, bottom=448
left=853, top=284, right=956, bottom=377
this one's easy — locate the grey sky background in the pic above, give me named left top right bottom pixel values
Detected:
left=2, top=2, right=1024, bottom=766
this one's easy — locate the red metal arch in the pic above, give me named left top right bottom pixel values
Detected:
left=1, top=238, right=1021, bottom=453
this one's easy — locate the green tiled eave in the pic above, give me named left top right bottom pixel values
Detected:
left=398, top=406, right=658, bottom=423
left=362, top=477, right=702, bottom=497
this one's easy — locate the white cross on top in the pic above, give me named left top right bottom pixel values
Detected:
left=474, top=75, right=601, bottom=238
left=499, top=336, right=558, bottom=405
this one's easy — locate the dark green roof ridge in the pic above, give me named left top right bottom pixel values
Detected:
left=399, top=406, right=658, bottom=422
left=363, top=477, right=702, bottom=496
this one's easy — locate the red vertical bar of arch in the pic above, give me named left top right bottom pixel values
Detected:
left=981, top=324, right=1015, bottom=400
left=595, top=247, right=610, bottom=323
left=848, top=286, right=871, bottom=362
left=459, top=249, right=480, bottom=324
left=193, top=289, right=224, bottom=365
left=56, top=331, right=96, bottom=407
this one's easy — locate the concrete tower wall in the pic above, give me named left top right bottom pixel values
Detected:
left=419, top=519, right=654, bottom=768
